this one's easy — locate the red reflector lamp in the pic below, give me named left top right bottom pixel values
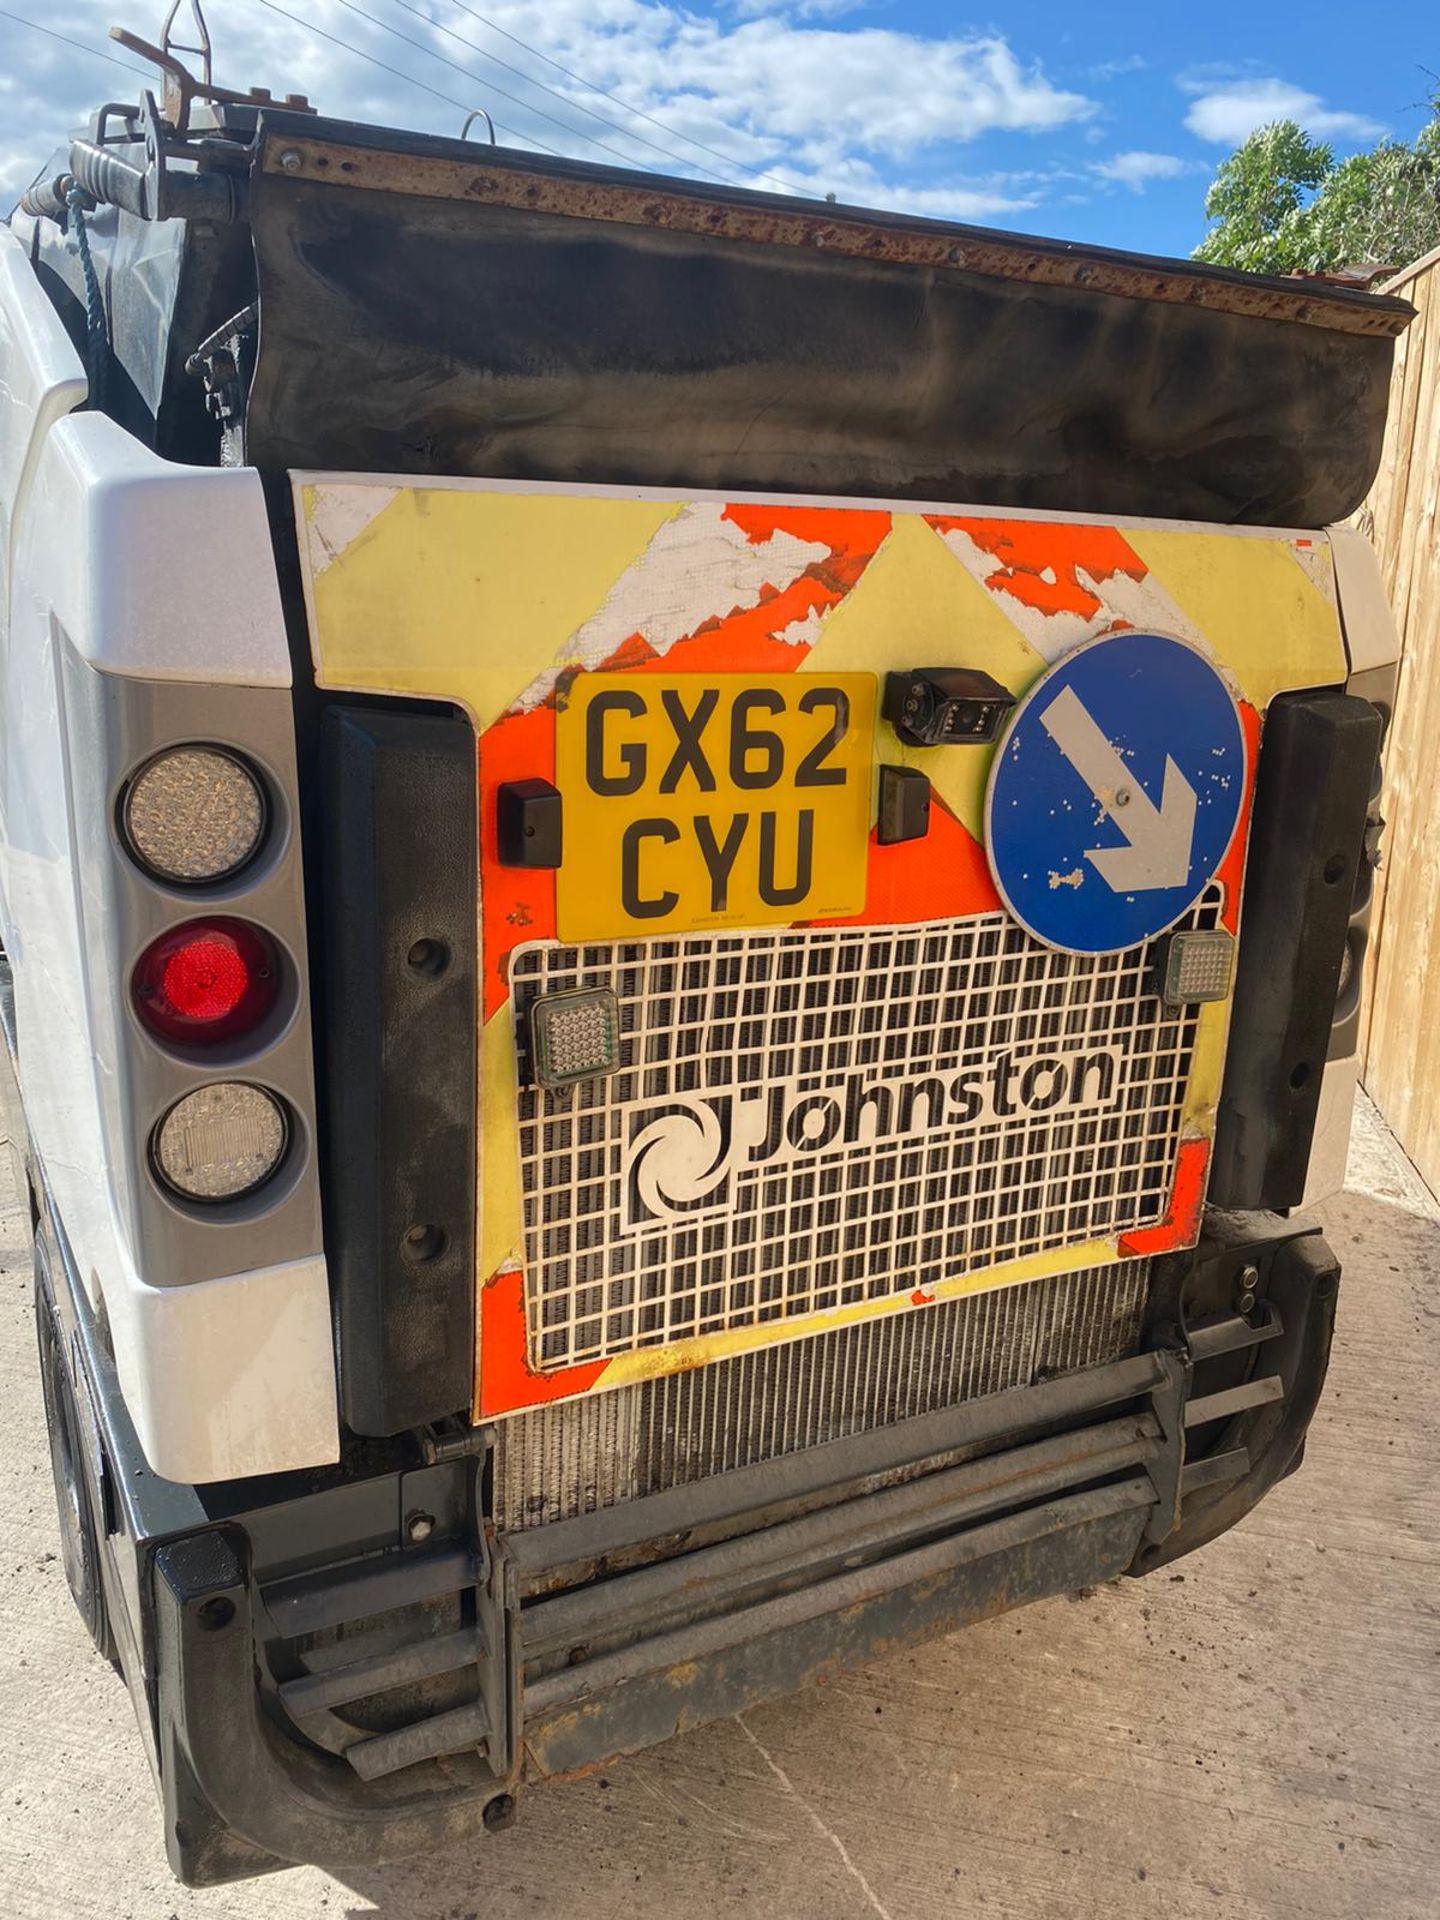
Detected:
left=132, top=919, right=279, bottom=1046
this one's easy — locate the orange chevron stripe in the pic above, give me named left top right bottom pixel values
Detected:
left=479, top=1267, right=607, bottom=1416
left=478, top=704, right=558, bottom=1023
left=926, top=516, right=1147, bottom=621
left=816, top=795, right=1000, bottom=929
left=1119, top=1137, right=1210, bottom=1256
left=1215, top=699, right=1262, bottom=935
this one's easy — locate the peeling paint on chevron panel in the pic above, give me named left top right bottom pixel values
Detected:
left=302, top=480, right=401, bottom=576
left=509, top=503, right=843, bottom=710
left=286, top=476, right=1349, bottom=1426
left=925, top=516, right=1205, bottom=662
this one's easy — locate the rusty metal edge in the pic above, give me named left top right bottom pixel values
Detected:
left=256, top=132, right=1414, bottom=340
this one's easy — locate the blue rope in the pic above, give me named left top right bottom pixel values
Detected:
left=65, top=181, right=107, bottom=411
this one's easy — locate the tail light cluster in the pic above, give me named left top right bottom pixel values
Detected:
left=119, top=745, right=291, bottom=1206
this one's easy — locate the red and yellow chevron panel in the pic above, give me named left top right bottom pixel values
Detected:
left=294, top=477, right=1347, bottom=1422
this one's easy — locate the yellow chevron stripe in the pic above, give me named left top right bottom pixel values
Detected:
left=592, top=1233, right=1123, bottom=1388
left=480, top=1002, right=524, bottom=1283
left=1124, top=530, right=1344, bottom=710
left=1181, top=998, right=1231, bottom=1137
left=300, top=484, right=682, bottom=730
left=801, top=515, right=1046, bottom=838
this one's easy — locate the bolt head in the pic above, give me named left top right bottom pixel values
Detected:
left=278, top=148, right=303, bottom=173
left=406, top=1511, right=436, bottom=1543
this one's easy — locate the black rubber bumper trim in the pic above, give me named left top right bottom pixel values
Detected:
left=320, top=706, right=478, bottom=1435
left=1210, top=691, right=1382, bottom=1209
left=152, top=1529, right=512, bottom=1885
left=1132, top=1228, right=1341, bottom=1573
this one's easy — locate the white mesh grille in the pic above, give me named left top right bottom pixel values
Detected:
left=493, top=1258, right=1149, bottom=1532
left=511, top=892, right=1217, bottom=1372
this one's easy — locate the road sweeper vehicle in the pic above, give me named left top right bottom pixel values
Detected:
left=0, top=25, right=1407, bottom=1885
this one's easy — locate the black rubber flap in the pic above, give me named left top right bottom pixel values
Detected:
left=1211, top=691, right=1383, bottom=1209
left=320, top=707, right=478, bottom=1434
left=243, top=114, right=1408, bottom=527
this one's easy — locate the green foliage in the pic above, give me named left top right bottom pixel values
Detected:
left=1194, top=123, right=1333, bottom=272
left=1194, top=101, right=1440, bottom=274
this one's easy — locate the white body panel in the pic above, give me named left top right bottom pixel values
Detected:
left=1302, top=1056, right=1362, bottom=1210
left=1331, top=525, right=1404, bottom=676
left=0, top=229, right=86, bottom=581
left=1304, top=527, right=1400, bottom=1207
left=0, top=240, right=337, bottom=1483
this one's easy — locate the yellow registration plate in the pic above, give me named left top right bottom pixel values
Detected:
left=555, top=673, right=876, bottom=941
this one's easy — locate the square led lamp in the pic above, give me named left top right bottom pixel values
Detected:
left=529, top=987, right=621, bottom=1089
left=1156, top=928, right=1236, bottom=1006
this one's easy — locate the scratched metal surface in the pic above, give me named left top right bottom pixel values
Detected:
left=0, top=1092, right=1435, bottom=1918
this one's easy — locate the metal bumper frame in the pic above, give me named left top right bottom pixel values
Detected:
left=21, top=1090, right=1340, bottom=1885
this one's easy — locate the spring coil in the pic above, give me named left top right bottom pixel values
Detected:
left=65, top=181, right=107, bottom=412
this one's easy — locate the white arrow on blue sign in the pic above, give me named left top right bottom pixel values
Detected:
left=984, top=631, right=1248, bottom=955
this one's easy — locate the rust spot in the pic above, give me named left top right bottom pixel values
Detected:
left=550, top=663, right=585, bottom=711
left=259, top=136, right=1412, bottom=338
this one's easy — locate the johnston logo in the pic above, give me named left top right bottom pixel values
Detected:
left=623, top=1046, right=1124, bottom=1230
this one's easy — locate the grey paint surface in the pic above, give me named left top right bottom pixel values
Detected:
left=0, top=1093, right=1436, bottom=1918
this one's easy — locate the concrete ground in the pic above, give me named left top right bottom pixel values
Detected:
left=0, top=1094, right=1436, bottom=1920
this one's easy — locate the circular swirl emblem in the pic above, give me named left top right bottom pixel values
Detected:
left=624, top=1095, right=734, bottom=1229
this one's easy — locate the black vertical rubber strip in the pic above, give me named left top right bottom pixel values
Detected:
left=320, top=708, right=477, bottom=1434
left=1210, top=691, right=1382, bottom=1210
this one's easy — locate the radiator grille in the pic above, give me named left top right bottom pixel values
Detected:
left=511, top=894, right=1215, bottom=1371
left=493, top=1258, right=1149, bottom=1532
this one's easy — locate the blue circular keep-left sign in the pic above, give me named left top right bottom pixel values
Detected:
left=984, top=631, right=1247, bottom=955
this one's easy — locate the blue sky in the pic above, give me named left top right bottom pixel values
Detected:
left=1, top=1, right=1431, bottom=256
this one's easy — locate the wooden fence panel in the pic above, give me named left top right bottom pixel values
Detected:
left=1356, top=246, right=1440, bottom=1192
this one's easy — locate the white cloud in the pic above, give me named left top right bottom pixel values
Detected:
left=730, top=0, right=870, bottom=19
left=1085, top=54, right=1147, bottom=82
left=1181, top=78, right=1385, bottom=146
left=805, top=158, right=1053, bottom=221
left=1092, top=150, right=1192, bottom=192
left=0, top=1, right=1097, bottom=212
left=573, top=15, right=1097, bottom=167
